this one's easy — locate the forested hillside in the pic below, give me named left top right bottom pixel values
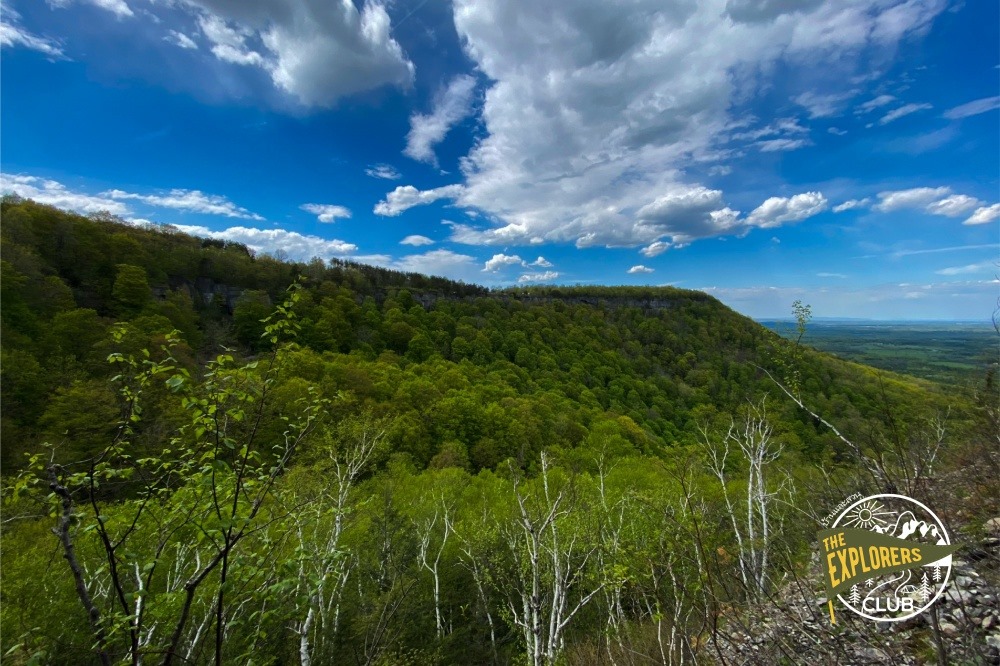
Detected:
left=2, top=199, right=997, bottom=665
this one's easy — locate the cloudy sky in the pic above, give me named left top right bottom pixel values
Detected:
left=2, top=0, right=997, bottom=319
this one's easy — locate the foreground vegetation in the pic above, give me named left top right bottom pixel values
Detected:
left=2, top=199, right=997, bottom=664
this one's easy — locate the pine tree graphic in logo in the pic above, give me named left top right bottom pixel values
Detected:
left=818, top=494, right=961, bottom=623
left=917, top=572, right=931, bottom=603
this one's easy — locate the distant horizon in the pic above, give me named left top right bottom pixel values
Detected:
left=756, top=316, right=997, bottom=325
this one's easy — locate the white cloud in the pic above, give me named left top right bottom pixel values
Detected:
left=889, top=243, right=997, bottom=258
left=483, top=253, right=524, bottom=272
left=400, top=234, right=434, bottom=246
left=170, top=223, right=356, bottom=261
left=827, top=127, right=847, bottom=136
left=300, top=203, right=351, bottom=222
left=627, top=265, right=654, bottom=274
left=165, top=30, right=198, bottom=50
left=870, top=188, right=996, bottom=222
left=833, top=198, right=870, bottom=212
left=925, top=194, right=981, bottom=217
left=530, top=256, right=552, bottom=267
left=855, top=94, right=895, bottom=114
left=816, top=272, right=847, bottom=278
left=184, top=0, right=414, bottom=107
left=49, top=0, right=133, bottom=19
left=445, top=0, right=944, bottom=250
left=197, top=14, right=263, bottom=66
left=731, top=117, right=808, bottom=142
left=878, top=102, right=932, bottom=125
left=373, top=184, right=463, bottom=216
left=943, top=96, right=1000, bottom=120
left=640, top=241, right=672, bottom=257
left=634, top=187, right=743, bottom=245
left=965, top=204, right=1000, bottom=226
left=393, top=249, right=477, bottom=279
left=365, top=163, right=401, bottom=180
left=517, top=271, right=559, bottom=283
left=0, top=173, right=129, bottom=215
left=404, top=75, right=477, bottom=166
left=872, top=187, right=951, bottom=212
left=935, top=261, right=996, bottom=276
left=0, top=11, right=66, bottom=58
left=793, top=89, right=857, bottom=118
left=104, top=187, right=264, bottom=220
left=746, top=192, right=828, bottom=228
left=755, top=138, right=811, bottom=152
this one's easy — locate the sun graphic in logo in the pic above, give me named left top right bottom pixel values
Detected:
left=841, top=499, right=892, bottom=530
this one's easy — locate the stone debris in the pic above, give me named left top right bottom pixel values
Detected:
left=714, top=521, right=1000, bottom=665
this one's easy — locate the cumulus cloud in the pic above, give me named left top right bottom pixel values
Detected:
left=165, top=30, right=198, bottom=50
left=627, top=265, right=654, bottom=274
left=197, top=14, right=262, bottom=65
left=878, top=102, right=932, bottom=125
left=443, top=0, right=944, bottom=250
left=301, top=203, right=351, bottom=222
left=640, top=241, right=672, bottom=257
left=633, top=187, right=744, bottom=245
left=170, top=223, right=356, bottom=261
left=943, top=96, right=1000, bottom=120
left=869, top=188, right=996, bottom=221
left=404, top=75, right=477, bottom=166
left=746, top=192, right=828, bottom=228
left=483, top=253, right=524, bottom=272
left=182, top=0, right=414, bottom=107
left=517, top=271, right=559, bottom=283
left=1, top=173, right=129, bottom=215
left=400, top=234, right=434, bottom=246
left=530, top=256, right=553, bottom=267
left=365, top=163, right=401, bottom=180
left=833, top=198, right=870, bottom=212
left=104, top=187, right=264, bottom=220
left=925, top=194, right=981, bottom=217
left=0, top=10, right=66, bottom=58
left=373, top=184, right=463, bottom=216
left=964, top=204, right=1000, bottom=226
left=872, top=187, right=952, bottom=212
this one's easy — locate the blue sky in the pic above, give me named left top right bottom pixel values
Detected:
left=2, top=0, right=997, bottom=319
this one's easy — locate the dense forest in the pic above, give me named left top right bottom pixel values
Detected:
left=2, top=198, right=997, bottom=665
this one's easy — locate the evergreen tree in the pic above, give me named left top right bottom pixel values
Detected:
left=918, top=572, right=932, bottom=602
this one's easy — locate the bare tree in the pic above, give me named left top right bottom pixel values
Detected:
left=701, top=398, right=788, bottom=596
left=499, top=452, right=606, bottom=666
left=290, top=413, right=387, bottom=666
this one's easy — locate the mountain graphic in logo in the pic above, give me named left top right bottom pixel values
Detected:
left=870, top=511, right=947, bottom=545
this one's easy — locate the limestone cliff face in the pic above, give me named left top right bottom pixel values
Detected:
left=152, top=276, right=246, bottom=313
